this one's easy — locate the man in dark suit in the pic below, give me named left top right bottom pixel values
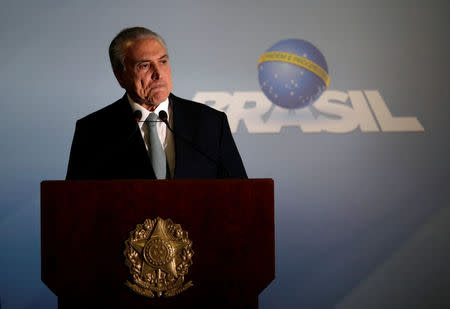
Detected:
left=66, top=27, right=246, bottom=180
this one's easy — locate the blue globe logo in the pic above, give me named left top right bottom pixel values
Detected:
left=258, top=39, right=329, bottom=109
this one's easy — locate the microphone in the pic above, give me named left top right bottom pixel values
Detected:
left=128, top=110, right=162, bottom=144
left=158, top=110, right=170, bottom=129
left=157, top=110, right=231, bottom=177
left=133, top=110, right=162, bottom=123
left=133, top=110, right=142, bottom=121
left=124, top=110, right=142, bottom=142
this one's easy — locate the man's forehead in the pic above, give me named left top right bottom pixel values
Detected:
left=124, top=37, right=167, bottom=59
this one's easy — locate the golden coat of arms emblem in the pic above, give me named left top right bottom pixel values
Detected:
left=124, top=217, right=194, bottom=298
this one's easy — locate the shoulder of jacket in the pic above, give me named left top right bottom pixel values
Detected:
left=76, top=96, right=128, bottom=124
left=170, top=93, right=225, bottom=118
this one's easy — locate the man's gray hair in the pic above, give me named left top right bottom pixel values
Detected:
left=109, top=27, right=167, bottom=72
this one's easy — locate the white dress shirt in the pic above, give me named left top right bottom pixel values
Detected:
left=127, top=94, right=175, bottom=178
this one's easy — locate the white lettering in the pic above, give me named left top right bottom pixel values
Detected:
left=192, top=90, right=424, bottom=133
left=229, top=92, right=272, bottom=133
left=348, top=91, right=379, bottom=132
left=269, top=105, right=319, bottom=133
left=313, top=91, right=379, bottom=133
left=365, top=90, right=424, bottom=132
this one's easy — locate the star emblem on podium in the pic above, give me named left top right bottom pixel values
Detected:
left=130, top=218, right=186, bottom=278
left=124, top=217, right=194, bottom=298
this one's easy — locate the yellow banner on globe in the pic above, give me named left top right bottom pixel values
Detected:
left=258, top=51, right=330, bottom=87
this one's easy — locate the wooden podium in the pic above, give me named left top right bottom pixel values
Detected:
left=41, top=179, right=274, bottom=308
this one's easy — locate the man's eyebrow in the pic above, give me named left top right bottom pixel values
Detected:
left=136, top=54, right=169, bottom=64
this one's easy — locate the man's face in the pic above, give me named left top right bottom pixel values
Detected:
left=116, top=37, right=173, bottom=110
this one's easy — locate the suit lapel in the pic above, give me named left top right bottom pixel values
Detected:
left=115, top=95, right=156, bottom=179
left=171, top=94, right=195, bottom=179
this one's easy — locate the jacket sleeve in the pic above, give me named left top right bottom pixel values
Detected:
left=66, top=120, right=94, bottom=180
left=66, top=120, right=82, bottom=180
left=218, top=112, right=248, bottom=179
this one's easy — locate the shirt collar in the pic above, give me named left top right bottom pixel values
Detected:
left=127, top=94, right=170, bottom=127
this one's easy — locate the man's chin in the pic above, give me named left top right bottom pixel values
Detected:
left=148, top=92, right=169, bottom=105
left=137, top=96, right=167, bottom=111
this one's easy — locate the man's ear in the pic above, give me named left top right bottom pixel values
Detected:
left=114, top=69, right=126, bottom=89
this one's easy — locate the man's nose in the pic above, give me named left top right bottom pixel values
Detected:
left=151, top=64, right=160, bottom=80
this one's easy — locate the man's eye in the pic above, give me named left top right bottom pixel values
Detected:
left=138, top=63, right=149, bottom=70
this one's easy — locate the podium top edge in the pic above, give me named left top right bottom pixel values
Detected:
left=41, top=178, right=274, bottom=185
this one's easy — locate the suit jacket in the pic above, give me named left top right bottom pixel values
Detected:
left=66, top=93, right=247, bottom=180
